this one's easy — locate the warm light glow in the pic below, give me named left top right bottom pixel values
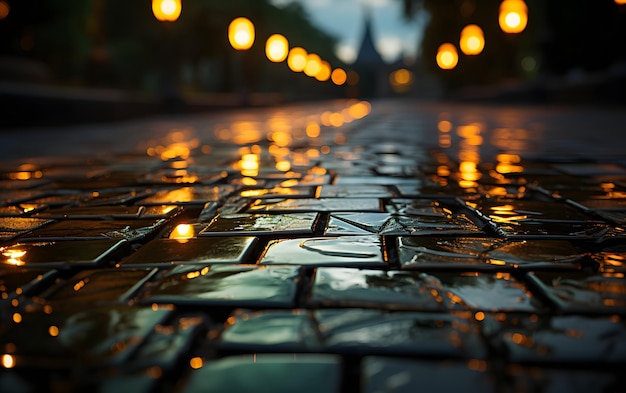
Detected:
left=389, top=68, right=414, bottom=93
left=169, top=223, right=194, bottom=241
left=239, top=153, right=260, bottom=177
left=228, top=17, right=255, bottom=50
left=499, top=0, right=528, bottom=34
left=460, top=24, right=485, bottom=55
left=436, top=43, right=458, bottom=70
left=287, top=47, right=307, bottom=72
left=48, top=325, right=59, bottom=337
left=152, top=0, right=182, bottom=22
left=315, top=61, right=332, bottom=82
left=265, top=34, right=288, bottom=62
left=2, top=354, right=15, bottom=369
left=304, top=53, right=322, bottom=77
left=331, top=68, right=347, bottom=85
left=190, top=357, right=204, bottom=369
left=616, top=0, right=626, bottom=4
left=2, top=248, right=26, bottom=266
left=348, top=101, right=371, bottom=119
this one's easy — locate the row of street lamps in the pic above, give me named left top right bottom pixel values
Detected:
left=227, top=16, right=349, bottom=86
left=436, top=0, right=527, bottom=70
left=151, top=0, right=351, bottom=100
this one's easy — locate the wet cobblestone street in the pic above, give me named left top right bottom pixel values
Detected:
left=1, top=99, right=626, bottom=392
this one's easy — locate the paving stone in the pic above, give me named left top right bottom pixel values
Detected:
left=1, top=99, right=625, bottom=390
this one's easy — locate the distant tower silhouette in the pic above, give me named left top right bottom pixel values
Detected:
left=353, top=7, right=387, bottom=97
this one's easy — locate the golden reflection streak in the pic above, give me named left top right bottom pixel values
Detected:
left=170, top=224, right=194, bottom=242
left=2, top=249, right=26, bottom=266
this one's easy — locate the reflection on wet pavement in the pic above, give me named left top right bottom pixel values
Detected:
left=1, top=99, right=626, bottom=391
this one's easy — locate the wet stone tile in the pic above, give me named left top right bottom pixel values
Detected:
left=38, top=268, right=156, bottom=305
left=397, top=237, right=584, bottom=271
left=23, top=218, right=168, bottom=241
left=308, top=267, right=459, bottom=311
left=239, top=186, right=315, bottom=199
left=79, top=189, right=152, bottom=207
left=418, top=272, right=542, bottom=312
left=0, top=217, right=54, bottom=241
left=119, top=237, right=257, bottom=267
left=138, top=265, right=302, bottom=308
left=219, top=309, right=322, bottom=353
left=489, top=315, right=626, bottom=364
left=318, top=185, right=397, bottom=198
left=0, top=304, right=172, bottom=369
left=180, top=354, right=342, bottom=393
left=528, top=271, right=626, bottom=313
left=259, top=236, right=387, bottom=268
left=0, top=239, right=129, bottom=269
left=137, top=185, right=238, bottom=205
left=361, top=357, right=495, bottom=393
left=316, top=308, right=486, bottom=358
left=494, top=220, right=612, bottom=240
left=467, top=198, right=599, bottom=223
left=199, top=213, right=318, bottom=236
left=129, top=313, right=209, bottom=372
left=380, top=213, right=483, bottom=236
left=325, top=212, right=392, bottom=235
left=247, top=197, right=383, bottom=212
left=35, top=205, right=182, bottom=220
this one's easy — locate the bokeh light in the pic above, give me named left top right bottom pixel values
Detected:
left=499, top=0, right=528, bottom=34
left=389, top=68, right=414, bottom=93
left=331, top=68, right=347, bottom=85
left=152, top=0, right=182, bottom=22
left=459, top=24, right=485, bottom=55
left=228, top=17, right=255, bottom=50
left=287, top=47, right=307, bottom=72
left=304, top=53, right=322, bottom=77
left=0, top=1, right=9, bottom=20
left=436, top=43, right=458, bottom=70
left=265, top=34, right=289, bottom=62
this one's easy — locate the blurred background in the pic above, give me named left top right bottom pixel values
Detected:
left=1, top=0, right=625, bottom=126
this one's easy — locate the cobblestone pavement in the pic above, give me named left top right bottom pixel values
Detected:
left=1, top=99, right=626, bottom=392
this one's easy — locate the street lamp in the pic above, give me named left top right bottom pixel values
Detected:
left=459, top=24, right=485, bottom=55
left=228, top=17, right=255, bottom=50
left=499, top=0, right=528, bottom=34
left=152, top=0, right=182, bottom=22
left=265, top=34, right=289, bottom=62
left=304, top=53, right=322, bottom=78
left=287, top=47, right=308, bottom=72
left=331, top=68, right=347, bottom=85
left=436, top=43, right=459, bottom=70
left=315, top=61, right=332, bottom=82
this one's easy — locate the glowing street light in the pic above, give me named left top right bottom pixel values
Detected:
left=460, top=24, right=485, bottom=55
left=315, top=61, right=332, bottom=82
left=287, top=47, right=307, bottom=72
left=265, top=34, right=289, bottom=62
left=331, top=68, right=347, bottom=85
left=389, top=68, right=413, bottom=93
left=152, top=0, right=182, bottom=22
left=228, top=17, right=255, bottom=50
left=499, top=0, right=528, bottom=34
left=304, top=53, right=322, bottom=77
left=436, top=43, right=458, bottom=70
left=0, top=1, right=10, bottom=20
